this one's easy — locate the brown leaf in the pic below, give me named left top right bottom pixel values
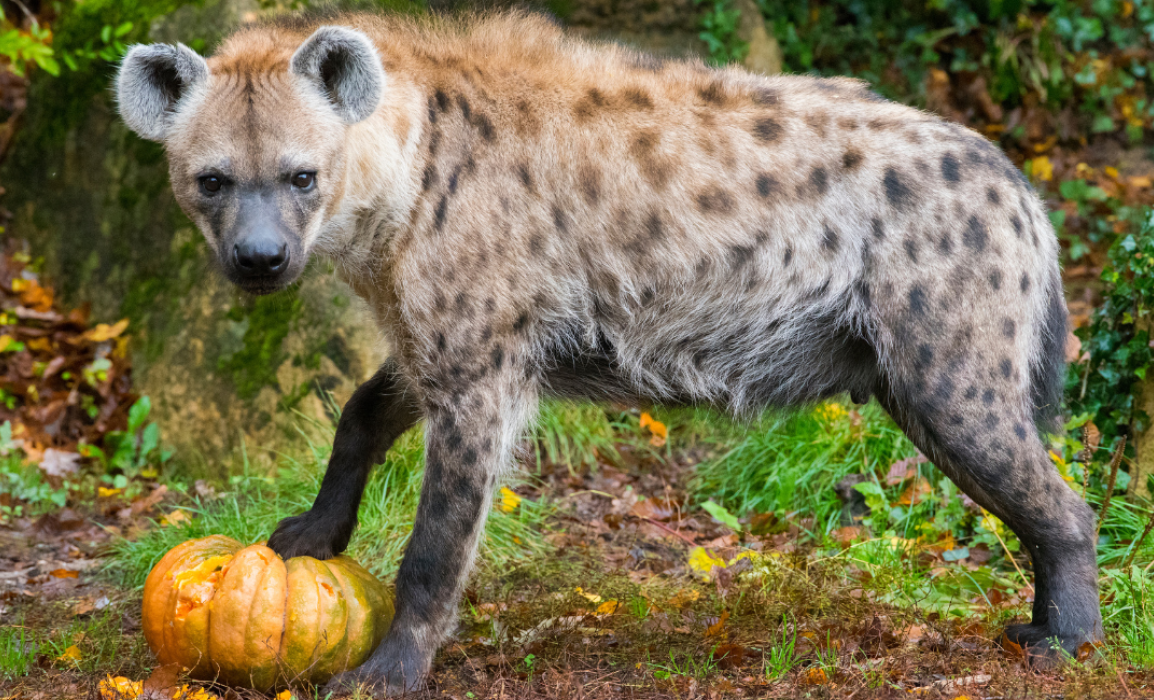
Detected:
left=800, top=667, right=828, bottom=686
left=712, top=643, right=746, bottom=670
left=831, top=526, right=862, bottom=547
left=50, top=569, right=79, bottom=579
left=896, top=477, right=933, bottom=506
left=885, top=454, right=928, bottom=485
left=999, top=632, right=1025, bottom=659
left=704, top=610, right=730, bottom=638
left=630, top=496, right=677, bottom=521
left=142, top=662, right=182, bottom=699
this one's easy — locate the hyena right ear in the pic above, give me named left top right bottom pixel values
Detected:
left=290, top=26, right=385, bottom=124
left=117, top=43, right=209, bottom=142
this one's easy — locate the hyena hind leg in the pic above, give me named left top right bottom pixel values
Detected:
left=877, top=380, right=1103, bottom=666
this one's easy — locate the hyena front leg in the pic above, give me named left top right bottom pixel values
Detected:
left=268, top=359, right=421, bottom=560
left=327, top=376, right=536, bottom=694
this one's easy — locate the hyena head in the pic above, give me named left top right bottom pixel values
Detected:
left=116, top=26, right=385, bottom=294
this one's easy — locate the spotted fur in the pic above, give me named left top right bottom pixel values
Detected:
left=117, top=10, right=1101, bottom=694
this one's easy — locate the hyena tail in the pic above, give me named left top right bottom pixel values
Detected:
left=1030, top=271, right=1068, bottom=434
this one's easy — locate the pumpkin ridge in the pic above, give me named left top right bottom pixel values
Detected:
left=244, top=551, right=273, bottom=687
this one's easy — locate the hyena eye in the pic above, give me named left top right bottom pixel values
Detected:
left=199, top=175, right=222, bottom=194
left=292, top=172, right=316, bottom=190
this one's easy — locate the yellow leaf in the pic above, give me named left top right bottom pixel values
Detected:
left=275, top=691, right=295, bottom=700
left=82, top=318, right=130, bottom=343
left=687, top=546, right=727, bottom=578
left=57, top=645, right=83, bottom=663
left=98, top=487, right=121, bottom=498
left=498, top=487, right=521, bottom=513
left=99, top=675, right=142, bottom=700
left=0, top=335, right=16, bottom=352
left=668, top=588, right=701, bottom=607
left=802, top=667, right=828, bottom=685
left=575, top=587, right=602, bottom=604
left=595, top=600, right=619, bottom=615
left=1105, top=166, right=1120, bottom=180
left=161, top=510, right=192, bottom=527
left=1031, top=156, right=1053, bottom=182
left=174, top=686, right=218, bottom=700
left=640, top=412, right=667, bottom=447
left=1130, top=176, right=1152, bottom=189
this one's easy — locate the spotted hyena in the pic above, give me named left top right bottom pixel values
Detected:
left=117, top=10, right=1101, bottom=693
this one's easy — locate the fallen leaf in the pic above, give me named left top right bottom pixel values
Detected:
left=595, top=600, right=619, bottom=615
left=896, top=477, right=933, bottom=506
left=160, top=510, right=193, bottom=528
left=274, top=692, right=294, bottom=700
left=885, top=454, right=928, bottom=485
left=100, top=675, right=142, bottom=700
left=640, top=412, right=667, bottom=447
left=687, top=546, right=727, bottom=579
left=143, top=663, right=181, bottom=698
left=98, top=487, right=122, bottom=498
left=39, top=448, right=81, bottom=478
left=1031, top=156, right=1053, bottom=182
left=667, top=588, right=700, bottom=607
left=801, top=667, right=828, bottom=685
left=705, top=610, right=730, bottom=638
left=81, top=319, right=130, bottom=343
left=50, top=569, right=79, bottom=579
left=498, top=486, right=521, bottom=513
left=999, top=633, right=1025, bottom=659
left=712, top=642, right=746, bottom=669
left=57, top=644, right=83, bottom=662
left=575, top=587, right=602, bottom=604
left=832, top=526, right=862, bottom=546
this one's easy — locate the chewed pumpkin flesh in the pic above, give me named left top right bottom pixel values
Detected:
left=142, top=536, right=393, bottom=690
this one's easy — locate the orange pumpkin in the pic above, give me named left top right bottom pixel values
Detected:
left=142, top=535, right=394, bottom=690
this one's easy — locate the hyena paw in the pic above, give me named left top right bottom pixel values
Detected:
left=324, top=639, right=429, bottom=695
left=267, top=510, right=348, bottom=561
left=1002, top=623, right=1100, bottom=669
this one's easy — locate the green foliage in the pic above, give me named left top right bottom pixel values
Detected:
left=759, top=0, right=1154, bottom=130
left=696, top=0, right=748, bottom=66
left=1104, top=564, right=1154, bottom=666
left=0, top=623, right=32, bottom=679
left=79, top=396, right=173, bottom=481
left=1069, top=209, right=1154, bottom=468
left=0, top=8, right=58, bottom=76
left=0, top=422, right=69, bottom=523
left=533, top=401, right=619, bottom=472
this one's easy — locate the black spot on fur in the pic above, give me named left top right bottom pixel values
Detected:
left=433, top=195, right=449, bottom=232
left=579, top=165, right=601, bottom=205
left=1020, top=273, right=1031, bottom=293
left=623, top=87, right=654, bottom=109
left=1003, top=319, right=1016, bottom=338
left=456, top=94, right=472, bottom=122
left=1011, top=214, right=1023, bottom=238
left=964, top=216, right=988, bottom=252
left=883, top=168, right=915, bottom=211
left=517, top=164, right=534, bottom=194
left=752, top=117, right=783, bottom=143
left=800, top=167, right=829, bottom=198
left=917, top=344, right=933, bottom=369
left=513, top=313, right=528, bottom=332
left=904, top=237, right=919, bottom=263
left=698, top=81, right=727, bottom=105
left=697, top=187, right=735, bottom=215
left=982, top=388, right=995, bottom=405
left=987, top=187, right=1001, bottom=205
left=529, top=234, right=544, bottom=256
left=783, top=247, right=793, bottom=266
left=434, top=89, right=451, bottom=113
left=871, top=218, right=885, bottom=239
left=421, top=164, right=437, bottom=192
left=964, top=386, right=977, bottom=400
left=822, top=225, right=840, bottom=252
left=842, top=149, right=864, bottom=170
left=436, top=333, right=446, bottom=352
left=491, top=345, right=504, bottom=370
left=941, top=153, right=961, bottom=184
left=988, top=268, right=1002, bottom=290
left=937, top=233, right=953, bottom=256
left=1014, top=423, right=1027, bottom=440
left=553, top=205, right=568, bottom=233
left=756, top=173, right=779, bottom=198
left=909, top=286, right=927, bottom=316
left=1000, top=358, right=1013, bottom=379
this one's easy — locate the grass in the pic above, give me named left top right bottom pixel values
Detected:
left=110, top=411, right=550, bottom=587
left=0, top=624, right=32, bottom=680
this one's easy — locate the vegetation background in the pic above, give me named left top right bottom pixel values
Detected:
left=2, top=0, right=1154, bottom=698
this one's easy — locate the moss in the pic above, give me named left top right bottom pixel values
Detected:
left=217, top=292, right=303, bottom=401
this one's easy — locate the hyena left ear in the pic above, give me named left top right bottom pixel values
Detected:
left=117, top=43, right=209, bottom=142
left=291, top=26, right=385, bottom=125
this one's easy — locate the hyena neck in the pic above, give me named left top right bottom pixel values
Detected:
left=312, top=75, right=427, bottom=290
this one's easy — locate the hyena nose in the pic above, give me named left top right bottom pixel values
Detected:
left=234, top=238, right=289, bottom=276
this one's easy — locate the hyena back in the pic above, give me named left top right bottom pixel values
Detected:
left=117, top=11, right=1100, bottom=693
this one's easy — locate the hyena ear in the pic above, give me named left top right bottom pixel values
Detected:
left=117, top=43, right=209, bottom=142
left=290, top=25, right=385, bottom=125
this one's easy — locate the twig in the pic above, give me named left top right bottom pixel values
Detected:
left=641, top=516, right=700, bottom=548
left=986, top=512, right=1031, bottom=592
left=1097, top=436, right=1127, bottom=540
left=1120, top=503, right=1154, bottom=571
